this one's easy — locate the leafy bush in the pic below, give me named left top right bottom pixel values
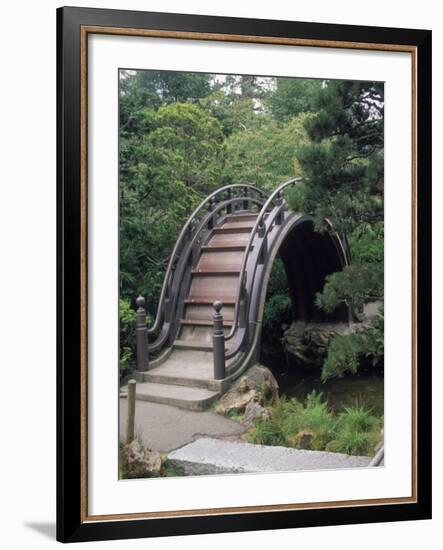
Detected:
left=248, top=418, right=287, bottom=446
left=119, top=299, right=136, bottom=377
left=262, top=294, right=292, bottom=343
left=261, top=258, right=292, bottom=346
left=321, top=307, right=384, bottom=381
left=321, top=333, right=360, bottom=380
left=247, top=391, right=382, bottom=457
left=327, top=407, right=381, bottom=455
left=315, top=263, right=383, bottom=316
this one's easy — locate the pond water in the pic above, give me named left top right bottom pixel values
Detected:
left=261, top=350, right=384, bottom=417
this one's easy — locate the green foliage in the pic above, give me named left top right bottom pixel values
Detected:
left=262, top=258, right=292, bottom=346
left=199, top=90, right=260, bottom=136
left=321, top=333, right=360, bottom=380
left=348, top=221, right=384, bottom=264
left=285, top=80, right=384, bottom=377
left=247, top=392, right=382, bottom=456
left=315, top=263, right=383, bottom=314
left=119, top=299, right=136, bottom=376
left=266, top=78, right=323, bottom=123
left=248, top=417, right=287, bottom=446
left=327, top=407, right=381, bottom=456
left=222, top=114, right=308, bottom=190
left=321, top=308, right=384, bottom=380
left=226, top=410, right=245, bottom=423
left=262, top=294, right=292, bottom=344
left=119, top=69, right=384, bottom=383
left=290, top=79, right=384, bottom=233
left=120, top=100, right=225, bottom=310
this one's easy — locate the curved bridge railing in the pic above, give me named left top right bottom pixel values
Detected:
left=136, top=184, right=267, bottom=361
left=224, top=178, right=301, bottom=355
left=134, top=178, right=351, bottom=379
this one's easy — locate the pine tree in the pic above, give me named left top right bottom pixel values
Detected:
left=288, top=80, right=384, bottom=379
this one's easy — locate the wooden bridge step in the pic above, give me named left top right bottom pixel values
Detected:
left=191, top=270, right=240, bottom=276
left=201, top=244, right=247, bottom=252
left=188, top=273, right=238, bottom=300
left=218, top=220, right=256, bottom=230
left=226, top=212, right=258, bottom=221
left=184, top=298, right=236, bottom=306
left=212, top=226, right=252, bottom=234
left=184, top=304, right=235, bottom=322
left=197, top=250, right=243, bottom=271
left=210, top=232, right=250, bottom=246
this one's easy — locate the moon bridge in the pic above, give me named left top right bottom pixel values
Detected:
left=132, top=179, right=350, bottom=410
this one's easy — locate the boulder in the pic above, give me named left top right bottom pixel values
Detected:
left=214, top=365, right=279, bottom=415
left=283, top=321, right=347, bottom=368
left=283, top=302, right=383, bottom=369
left=121, top=439, right=162, bottom=478
left=234, top=364, right=279, bottom=402
left=288, top=431, right=314, bottom=450
left=214, top=388, right=258, bottom=415
left=242, top=401, right=271, bottom=429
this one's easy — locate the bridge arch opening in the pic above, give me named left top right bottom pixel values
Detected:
left=257, top=217, right=349, bottom=370
left=278, top=219, right=348, bottom=324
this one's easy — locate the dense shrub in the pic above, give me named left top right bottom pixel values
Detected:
left=261, top=258, right=292, bottom=347
left=247, top=391, right=382, bottom=456
left=119, top=299, right=136, bottom=377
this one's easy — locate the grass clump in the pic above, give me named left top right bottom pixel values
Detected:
left=327, top=407, right=382, bottom=456
left=247, top=391, right=382, bottom=456
left=226, top=409, right=245, bottom=423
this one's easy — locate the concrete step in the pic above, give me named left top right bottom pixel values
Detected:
left=143, top=370, right=221, bottom=391
left=168, top=438, right=372, bottom=475
left=141, top=349, right=239, bottom=391
left=178, top=324, right=229, bottom=344
left=134, top=381, right=219, bottom=411
left=173, top=339, right=213, bottom=351
left=180, top=318, right=233, bottom=327
left=139, top=349, right=242, bottom=390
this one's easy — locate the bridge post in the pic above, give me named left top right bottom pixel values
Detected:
left=135, top=295, right=149, bottom=372
left=207, top=197, right=215, bottom=229
left=227, top=188, right=233, bottom=214
left=275, top=191, right=284, bottom=225
left=243, top=187, right=250, bottom=210
left=258, top=219, right=267, bottom=264
left=212, top=301, right=226, bottom=380
left=126, top=379, right=136, bottom=444
left=187, top=218, right=195, bottom=240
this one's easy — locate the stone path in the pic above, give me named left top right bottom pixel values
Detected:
left=119, top=398, right=246, bottom=453
left=168, top=437, right=372, bottom=475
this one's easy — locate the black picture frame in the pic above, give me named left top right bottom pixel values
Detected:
left=57, top=6, right=432, bottom=543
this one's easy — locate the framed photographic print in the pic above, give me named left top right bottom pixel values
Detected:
left=57, top=6, right=432, bottom=543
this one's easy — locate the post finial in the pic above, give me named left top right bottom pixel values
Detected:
left=213, top=300, right=223, bottom=314
left=136, top=295, right=145, bottom=308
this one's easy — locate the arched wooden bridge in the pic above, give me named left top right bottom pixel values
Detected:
left=133, top=179, right=351, bottom=410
